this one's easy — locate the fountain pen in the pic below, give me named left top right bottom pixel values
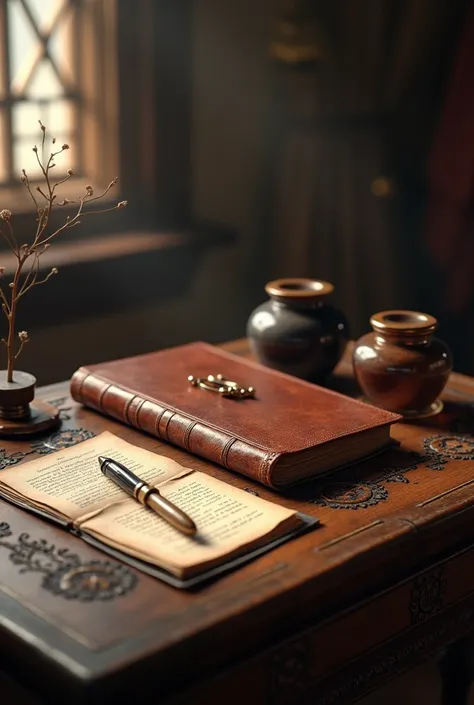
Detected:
left=98, top=456, right=197, bottom=536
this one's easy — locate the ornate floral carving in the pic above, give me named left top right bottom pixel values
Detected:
left=0, top=522, right=137, bottom=601
left=375, top=468, right=410, bottom=484
left=410, top=567, right=447, bottom=624
left=282, top=435, right=474, bottom=511
left=0, top=427, right=96, bottom=470
left=271, top=639, right=308, bottom=701
left=307, top=602, right=474, bottom=705
left=0, top=447, right=30, bottom=470
left=311, top=481, right=388, bottom=510
left=373, top=451, right=424, bottom=484
left=422, top=435, right=474, bottom=470
left=30, top=428, right=95, bottom=455
left=42, top=561, right=137, bottom=601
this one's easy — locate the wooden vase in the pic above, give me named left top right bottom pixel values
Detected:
left=0, top=370, right=59, bottom=436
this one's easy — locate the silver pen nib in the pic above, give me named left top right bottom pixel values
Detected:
left=98, top=455, right=108, bottom=471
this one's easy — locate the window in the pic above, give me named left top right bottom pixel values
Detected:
left=0, top=0, right=120, bottom=219
left=0, top=0, right=193, bottom=229
left=0, top=0, right=78, bottom=185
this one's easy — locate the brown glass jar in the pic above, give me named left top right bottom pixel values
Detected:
left=246, top=278, right=349, bottom=382
left=353, top=310, right=453, bottom=418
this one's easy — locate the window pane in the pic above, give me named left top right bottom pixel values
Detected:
left=45, top=99, right=74, bottom=134
left=2, top=0, right=83, bottom=185
left=12, top=102, right=40, bottom=139
left=1, top=1, right=115, bottom=189
left=7, top=0, right=39, bottom=89
left=26, top=60, right=63, bottom=99
left=13, top=140, right=43, bottom=179
left=0, top=110, right=7, bottom=182
left=27, top=0, right=66, bottom=31
left=49, top=7, right=75, bottom=85
left=13, top=134, right=74, bottom=178
left=12, top=101, right=74, bottom=143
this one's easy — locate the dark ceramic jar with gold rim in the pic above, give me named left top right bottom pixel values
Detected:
left=246, top=278, right=349, bottom=382
left=353, top=310, right=453, bottom=418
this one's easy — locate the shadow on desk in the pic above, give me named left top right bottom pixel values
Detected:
left=1, top=671, right=40, bottom=705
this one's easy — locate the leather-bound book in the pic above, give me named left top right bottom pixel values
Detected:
left=70, top=342, right=400, bottom=489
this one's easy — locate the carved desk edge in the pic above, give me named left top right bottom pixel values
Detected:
left=167, top=540, right=474, bottom=705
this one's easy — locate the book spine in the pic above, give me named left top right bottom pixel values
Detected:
left=70, top=369, right=278, bottom=487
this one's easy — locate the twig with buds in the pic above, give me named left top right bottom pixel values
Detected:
left=0, top=121, right=127, bottom=382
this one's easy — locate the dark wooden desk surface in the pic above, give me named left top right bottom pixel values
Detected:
left=2, top=339, right=474, bottom=705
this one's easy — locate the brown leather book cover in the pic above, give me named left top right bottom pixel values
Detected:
left=70, top=342, right=401, bottom=488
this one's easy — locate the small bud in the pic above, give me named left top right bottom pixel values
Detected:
left=32, top=146, right=37, bottom=152
left=109, top=177, right=118, bottom=188
left=67, top=169, right=74, bottom=176
left=0, top=209, right=11, bottom=221
left=85, top=185, right=94, bottom=196
left=18, top=330, right=28, bottom=342
left=51, top=267, right=58, bottom=275
left=8, top=282, right=14, bottom=288
left=20, top=175, right=27, bottom=183
left=52, top=137, right=56, bottom=144
left=62, top=143, right=69, bottom=150
left=38, top=120, right=45, bottom=132
left=117, top=200, right=128, bottom=209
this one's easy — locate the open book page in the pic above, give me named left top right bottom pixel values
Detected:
left=79, top=470, right=300, bottom=578
left=0, top=432, right=190, bottom=522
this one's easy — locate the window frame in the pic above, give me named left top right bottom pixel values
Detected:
left=0, top=0, right=193, bottom=243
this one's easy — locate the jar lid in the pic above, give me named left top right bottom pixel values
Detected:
left=370, top=310, right=437, bottom=336
left=265, top=278, right=334, bottom=302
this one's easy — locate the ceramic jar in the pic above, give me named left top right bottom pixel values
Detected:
left=246, top=278, right=349, bottom=382
left=353, top=310, right=453, bottom=418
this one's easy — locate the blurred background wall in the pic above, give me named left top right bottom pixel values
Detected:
left=0, top=0, right=472, bottom=384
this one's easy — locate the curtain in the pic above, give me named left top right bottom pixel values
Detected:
left=269, top=0, right=462, bottom=337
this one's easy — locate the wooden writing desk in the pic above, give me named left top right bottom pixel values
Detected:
left=2, top=339, right=474, bottom=705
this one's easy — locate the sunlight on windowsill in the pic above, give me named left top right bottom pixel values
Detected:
left=0, top=231, right=188, bottom=274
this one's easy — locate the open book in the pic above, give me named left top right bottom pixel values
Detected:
left=0, top=432, right=317, bottom=588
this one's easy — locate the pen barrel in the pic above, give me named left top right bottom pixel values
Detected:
left=146, top=491, right=197, bottom=536
left=101, top=459, right=140, bottom=497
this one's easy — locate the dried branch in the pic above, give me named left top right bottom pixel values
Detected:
left=1, top=122, right=127, bottom=380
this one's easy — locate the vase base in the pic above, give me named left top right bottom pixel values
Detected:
left=0, top=400, right=60, bottom=437
left=359, top=397, right=444, bottom=421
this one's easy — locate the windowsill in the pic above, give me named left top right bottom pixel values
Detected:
left=0, top=220, right=236, bottom=332
left=0, top=230, right=189, bottom=275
